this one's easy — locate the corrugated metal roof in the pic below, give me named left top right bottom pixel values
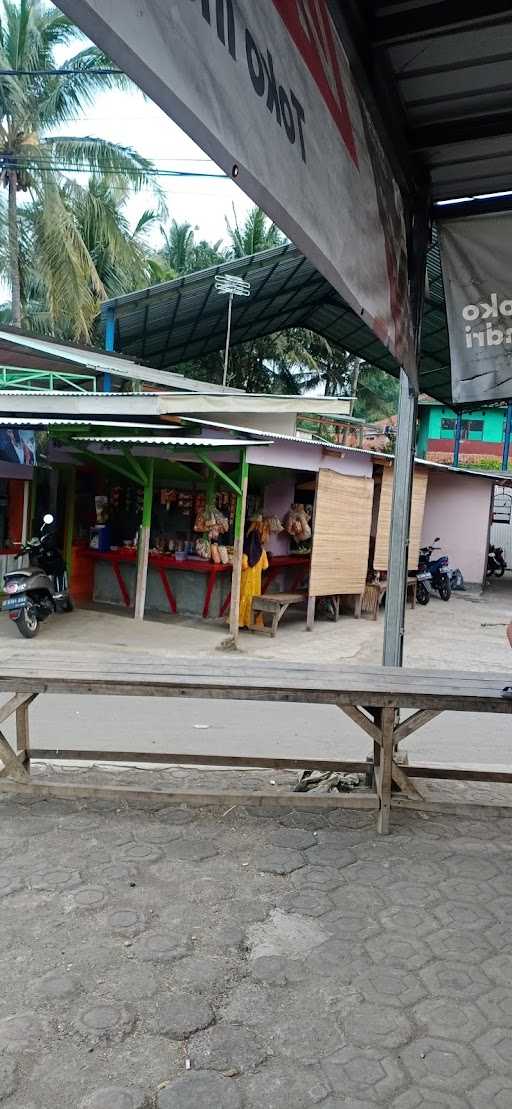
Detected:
left=0, top=328, right=242, bottom=394
left=104, top=242, right=453, bottom=406
left=0, top=417, right=174, bottom=429
left=349, top=2, right=512, bottom=203
left=72, top=436, right=269, bottom=448
left=180, top=416, right=496, bottom=480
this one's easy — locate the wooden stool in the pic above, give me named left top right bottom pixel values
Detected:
left=362, top=578, right=417, bottom=621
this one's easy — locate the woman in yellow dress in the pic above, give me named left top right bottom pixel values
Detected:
left=239, top=517, right=269, bottom=628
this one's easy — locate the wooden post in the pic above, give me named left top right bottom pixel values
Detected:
left=306, top=472, right=319, bottom=630
left=16, top=702, right=30, bottom=773
left=21, top=479, right=30, bottom=543
left=382, top=370, right=418, bottom=667
left=64, top=466, right=76, bottom=584
left=306, top=595, right=316, bottom=630
left=134, top=458, right=153, bottom=621
left=377, top=705, right=395, bottom=835
left=228, top=451, right=248, bottom=642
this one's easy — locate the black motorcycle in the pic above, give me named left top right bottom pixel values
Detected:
left=487, top=544, right=507, bottom=578
left=2, top=514, right=73, bottom=638
left=418, top=538, right=452, bottom=601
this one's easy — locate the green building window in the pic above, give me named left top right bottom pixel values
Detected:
left=440, top=418, right=484, bottom=441
left=466, top=420, right=484, bottom=440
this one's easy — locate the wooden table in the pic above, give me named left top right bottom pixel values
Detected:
left=86, top=549, right=232, bottom=618
left=0, top=653, right=511, bottom=834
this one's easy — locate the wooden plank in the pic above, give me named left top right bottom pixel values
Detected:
left=29, top=748, right=369, bottom=773
left=390, top=759, right=423, bottom=799
left=0, top=727, right=30, bottom=782
left=16, top=699, right=33, bottom=760
left=252, top=594, right=305, bottom=610
left=2, top=651, right=512, bottom=686
left=339, top=704, right=381, bottom=743
left=402, top=765, right=512, bottom=783
left=0, top=677, right=511, bottom=714
left=394, top=709, right=442, bottom=744
left=0, top=779, right=379, bottom=810
left=377, top=705, right=395, bottom=834
left=309, top=470, right=374, bottom=595
left=0, top=692, right=37, bottom=727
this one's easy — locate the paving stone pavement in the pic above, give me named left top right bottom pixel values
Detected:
left=2, top=784, right=512, bottom=1107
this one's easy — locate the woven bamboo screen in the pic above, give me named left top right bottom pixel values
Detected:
left=309, top=469, right=374, bottom=595
left=373, top=466, right=429, bottom=571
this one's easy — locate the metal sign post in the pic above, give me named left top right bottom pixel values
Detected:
left=214, top=274, right=250, bottom=386
left=382, top=369, right=418, bottom=668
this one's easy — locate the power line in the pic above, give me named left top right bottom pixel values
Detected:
left=0, top=68, right=122, bottom=76
left=0, top=157, right=227, bottom=179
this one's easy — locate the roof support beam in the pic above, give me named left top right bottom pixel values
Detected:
left=372, top=1, right=512, bottom=45
left=411, top=113, right=512, bottom=151
left=69, top=446, right=148, bottom=486
left=193, top=449, right=242, bottom=498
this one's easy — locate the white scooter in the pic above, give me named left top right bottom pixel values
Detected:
left=2, top=514, right=73, bottom=638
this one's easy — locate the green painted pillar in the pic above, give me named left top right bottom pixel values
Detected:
left=134, top=458, right=154, bottom=621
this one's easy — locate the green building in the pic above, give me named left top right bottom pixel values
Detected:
left=416, top=400, right=510, bottom=468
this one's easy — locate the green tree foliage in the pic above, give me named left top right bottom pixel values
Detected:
left=0, top=174, right=159, bottom=338
left=225, top=204, right=283, bottom=258
left=352, top=363, right=400, bottom=422
left=0, top=0, right=164, bottom=336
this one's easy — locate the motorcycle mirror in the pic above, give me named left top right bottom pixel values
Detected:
left=43, top=514, right=54, bottom=525
left=434, top=536, right=440, bottom=542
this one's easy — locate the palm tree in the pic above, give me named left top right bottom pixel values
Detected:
left=159, top=219, right=226, bottom=275
left=0, top=0, right=163, bottom=330
left=225, top=204, right=284, bottom=258
left=160, top=220, right=196, bottom=275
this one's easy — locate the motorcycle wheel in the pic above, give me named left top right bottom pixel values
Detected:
left=61, top=596, right=74, bottom=612
left=439, top=579, right=451, bottom=601
left=16, top=605, right=39, bottom=638
left=495, top=565, right=506, bottom=578
left=416, top=581, right=430, bottom=605
left=486, top=567, right=495, bottom=578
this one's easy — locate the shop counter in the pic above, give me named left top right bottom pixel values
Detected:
left=84, top=548, right=232, bottom=618
left=82, top=549, right=310, bottom=620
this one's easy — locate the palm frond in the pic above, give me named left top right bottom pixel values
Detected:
left=40, top=135, right=167, bottom=210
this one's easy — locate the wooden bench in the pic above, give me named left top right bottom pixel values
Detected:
left=249, top=592, right=306, bottom=636
left=0, top=651, right=511, bottom=834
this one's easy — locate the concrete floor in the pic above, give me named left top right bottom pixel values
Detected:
left=0, top=577, right=510, bottom=771
left=1, top=582, right=512, bottom=1107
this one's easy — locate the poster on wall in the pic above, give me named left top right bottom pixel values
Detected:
left=57, top=0, right=417, bottom=381
left=438, top=213, right=512, bottom=404
left=0, top=430, right=36, bottom=467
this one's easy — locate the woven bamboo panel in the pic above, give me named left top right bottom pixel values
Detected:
left=374, top=466, right=429, bottom=571
left=309, top=469, right=374, bottom=595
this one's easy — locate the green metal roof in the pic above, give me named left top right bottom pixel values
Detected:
left=103, top=238, right=452, bottom=405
